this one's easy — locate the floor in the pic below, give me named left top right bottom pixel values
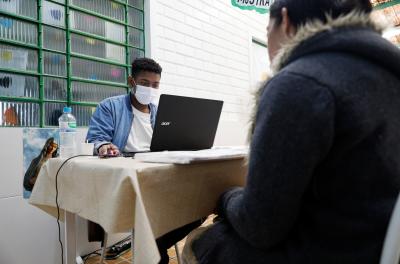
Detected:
left=84, top=241, right=184, bottom=264
left=85, top=216, right=214, bottom=264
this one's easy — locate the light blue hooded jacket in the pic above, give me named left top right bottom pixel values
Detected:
left=86, top=93, right=157, bottom=153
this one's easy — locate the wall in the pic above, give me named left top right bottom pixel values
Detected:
left=149, top=0, right=269, bottom=146
left=0, top=1, right=270, bottom=263
left=0, top=128, right=128, bottom=264
left=0, top=128, right=64, bottom=264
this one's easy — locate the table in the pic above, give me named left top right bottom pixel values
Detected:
left=29, top=156, right=247, bottom=264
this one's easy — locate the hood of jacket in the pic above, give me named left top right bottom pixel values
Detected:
left=248, top=11, right=400, bottom=141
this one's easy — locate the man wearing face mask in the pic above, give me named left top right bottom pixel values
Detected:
left=87, top=58, right=161, bottom=156
left=86, top=58, right=201, bottom=263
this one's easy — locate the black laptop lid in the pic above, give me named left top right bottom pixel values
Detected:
left=150, top=94, right=223, bottom=151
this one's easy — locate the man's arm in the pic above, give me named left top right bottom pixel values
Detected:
left=86, top=100, right=117, bottom=154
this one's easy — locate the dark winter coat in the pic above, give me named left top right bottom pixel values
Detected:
left=190, top=13, right=400, bottom=264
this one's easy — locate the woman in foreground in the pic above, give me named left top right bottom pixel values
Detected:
left=183, top=0, right=400, bottom=263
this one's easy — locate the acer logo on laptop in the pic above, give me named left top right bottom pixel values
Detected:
left=161, top=122, right=171, bottom=126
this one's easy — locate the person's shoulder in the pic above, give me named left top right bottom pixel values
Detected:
left=271, top=57, right=333, bottom=91
left=99, top=94, right=129, bottom=106
left=264, top=68, right=334, bottom=106
left=282, top=52, right=357, bottom=86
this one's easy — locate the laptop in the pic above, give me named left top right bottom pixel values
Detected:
left=123, top=94, right=223, bottom=156
left=150, top=94, right=223, bottom=151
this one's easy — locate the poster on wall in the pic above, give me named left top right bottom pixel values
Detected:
left=42, top=1, right=65, bottom=27
left=231, top=0, right=272, bottom=14
left=0, top=0, right=18, bottom=14
left=23, top=128, right=59, bottom=199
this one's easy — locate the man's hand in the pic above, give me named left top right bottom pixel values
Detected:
left=98, top=144, right=120, bottom=156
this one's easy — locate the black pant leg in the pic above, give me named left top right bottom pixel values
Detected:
left=156, top=219, right=203, bottom=264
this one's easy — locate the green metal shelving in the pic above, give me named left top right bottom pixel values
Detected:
left=0, top=0, right=145, bottom=127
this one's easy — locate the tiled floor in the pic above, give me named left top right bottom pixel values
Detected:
left=85, top=215, right=214, bottom=264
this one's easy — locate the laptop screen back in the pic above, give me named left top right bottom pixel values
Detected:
left=150, top=94, right=223, bottom=151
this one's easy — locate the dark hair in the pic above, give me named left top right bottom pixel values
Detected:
left=270, top=0, right=373, bottom=28
left=131, top=58, right=162, bottom=78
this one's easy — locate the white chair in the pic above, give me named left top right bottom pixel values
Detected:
left=380, top=192, right=400, bottom=264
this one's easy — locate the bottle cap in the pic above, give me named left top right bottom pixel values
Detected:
left=63, top=106, right=72, bottom=113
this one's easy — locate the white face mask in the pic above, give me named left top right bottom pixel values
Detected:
left=134, top=85, right=160, bottom=105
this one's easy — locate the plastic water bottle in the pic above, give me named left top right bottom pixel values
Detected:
left=58, top=106, right=77, bottom=158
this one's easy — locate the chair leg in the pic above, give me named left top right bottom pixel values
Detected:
left=175, top=243, right=182, bottom=264
left=99, top=232, right=108, bottom=264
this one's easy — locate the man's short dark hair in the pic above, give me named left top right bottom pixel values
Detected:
left=131, top=58, right=162, bottom=78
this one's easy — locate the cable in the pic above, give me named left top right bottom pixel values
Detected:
left=83, top=252, right=101, bottom=263
left=55, top=155, right=94, bottom=264
left=80, top=235, right=132, bottom=263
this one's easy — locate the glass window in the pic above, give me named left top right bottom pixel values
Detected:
left=0, top=72, right=38, bottom=98
left=0, top=1, right=145, bottom=127
left=42, top=1, right=66, bottom=28
left=44, top=102, right=65, bottom=126
left=129, top=47, right=144, bottom=63
left=0, top=44, right=37, bottom=72
left=45, top=101, right=96, bottom=126
left=72, top=81, right=126, bottom=103
left=0, top=0, right=37, bottom=19
left=129, top=0, right=144, bottom=10
left=72, top=105, right=97, bottom=126
left=43, top=26, right=66, bottom=52
left=0, top=101, right=39, bottom=127
left=44, top=77, right=67, bottom=101
left=128, top=7, right=143, bottom=29
left=70, top=10, right=125, bottom=43
left=70, top=0, right=125, bottom=22
left=128, top=27, right=144, bottom=48
left=71, top=57, right=126, bottom=84
left=0, top=16, right=37, bottom=45
left=43, top=51, right=67, bottom=77
left=71, top=33, right=125, bottom=63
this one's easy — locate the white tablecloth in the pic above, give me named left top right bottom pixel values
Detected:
left=29, top=156, right=247, bottom=264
